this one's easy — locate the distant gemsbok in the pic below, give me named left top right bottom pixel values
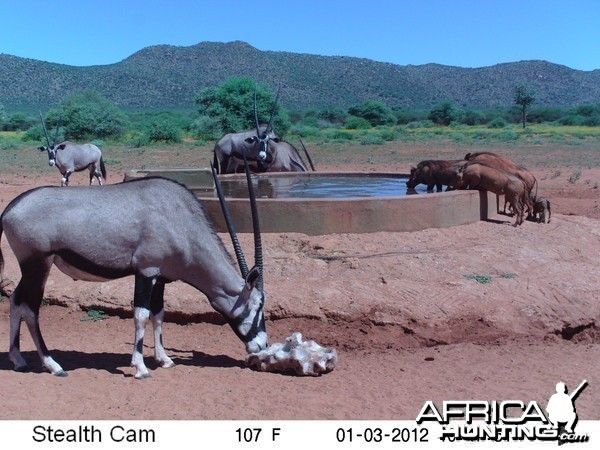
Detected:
left=213, top=89, right=315, bottom=173
left=0, top=158, right=268, bottom=378
left=38, top=113, right=106, bottom=186
left=213, top=89, right=281, bottom=174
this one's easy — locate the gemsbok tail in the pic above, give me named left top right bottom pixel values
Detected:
left=100, top=157, right=107, bottom=180
left=0, top=218, right=8, bottom=297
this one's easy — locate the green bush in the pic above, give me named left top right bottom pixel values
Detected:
left=344, top=116, right=371, bottom=129
left=0, top=103, right=6, bottom=127
left=317, top=106, right=347, bottom=126
left=461, top=109, right=486, bottom=126
left=487, top=117, right=507, bottom=129
left=145, top=119, right=182, bottom=143
left=428, top=101, right=463, bottom=126
left=359, top=132, right=384, bottom=145
left=127, top=131, right=150, bottom=148
left=47, top=89, right=128, bottom=140
left=348, top=99, right=396, bottom=126
left=321, top=129, right=354, bottom=142
left=22, top=125, right=45, bottom=142
left=406, top=120, right=435, bottom=129
left=378, top=128, right=399, bottom=141
left=290, top=124, right=320, bottom=137
left=191, top=115, right=223, bottom=140
left=195, top=77, right=291, bottom=136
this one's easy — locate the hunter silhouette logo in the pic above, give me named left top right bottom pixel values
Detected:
left=416, top=379, right=590, bottom=443
left=546, top=380, right=588, bottom=444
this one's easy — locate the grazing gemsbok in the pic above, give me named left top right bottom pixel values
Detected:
left=213, top=89, right=280, bottom=174
left=38, top=113, right=106, bottom=186
left=0, top=161, right=268, bottom=378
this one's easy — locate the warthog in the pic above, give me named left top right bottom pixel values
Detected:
left=406, top=159, right=465, bottom=192
left=531, top=196, right=551, bottom=223
left=464, top=152, right=537, bottom=213
left=451, top=162, right=532, bottom=226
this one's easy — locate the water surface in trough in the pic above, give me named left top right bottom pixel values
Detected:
left=199, top=174, right=435, bottom=199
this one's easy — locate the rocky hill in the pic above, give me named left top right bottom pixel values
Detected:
left=1, top=41, right=599, bottom=111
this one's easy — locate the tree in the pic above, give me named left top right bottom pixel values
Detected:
left=48, top=89, right=128, bottom=140
left=347, top=99, right=396, bottom=127
left=195, top=77, right=290, bottom=137
left=3, top=113, right=34, bottom=131
left=428, top=101, right=462, bottom=126
left=514, top=85, right=535, bottom=129
left=0, top=102, right=7, bottom=128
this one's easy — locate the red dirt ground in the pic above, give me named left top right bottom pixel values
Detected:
left=0, top=145, right=598, bottom=421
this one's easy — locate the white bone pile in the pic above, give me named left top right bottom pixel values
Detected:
left=245, top=332, right=338, bottom=376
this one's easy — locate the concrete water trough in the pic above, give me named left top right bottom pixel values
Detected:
left=124, top=169, right=500, bottom=235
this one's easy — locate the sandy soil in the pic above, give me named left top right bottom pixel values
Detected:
left=0, top=146, right=598, bottom=421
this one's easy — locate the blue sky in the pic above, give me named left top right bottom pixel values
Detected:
left=1, top=0, right=598, bottom=70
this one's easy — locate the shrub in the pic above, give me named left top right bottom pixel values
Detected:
left=487, top=117, right=507, bottom=129
left=290, top=124, right=320, bottom=137
left=191, top=115, right=223, bottom=140
left=461, top=109, right=486, bottom=126
left=127, top=131, right=150, bottom=148
left=48, top=89, right=128, bottom=140
left=428, top=101, right=463, bottom=126
left=0, top=102, right=6, bottom=127
left=145, top=119, right=182, bottom=143
left=348, top=99, right=396, bottom=126
left=195, top=77, right=291, bottom=136
left=318, top=106, right=347, bottom=126
left=344, top=116, right=372, bottom=130
left=378, top=128, right=399, bottom=141
left=359, top=133, right=384, bottom=145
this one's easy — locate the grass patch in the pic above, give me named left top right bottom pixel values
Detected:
left=464, top=274, right=492, bottom=284
left=81, top=309, right=109, bottom=322
left=568, top=168, right=582, bottom=184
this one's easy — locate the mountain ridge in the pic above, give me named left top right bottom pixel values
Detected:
left=1, top=41, right=598, bottom=111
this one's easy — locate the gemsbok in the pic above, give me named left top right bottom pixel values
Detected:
left=0, top=159, right=268, bottom=378
left=38, top=113, right=106, bottom=186
left=213, top=89, right=280, bottom=174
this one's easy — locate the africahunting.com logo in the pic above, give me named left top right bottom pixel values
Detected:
left=416, top=380, right=589, bottom=444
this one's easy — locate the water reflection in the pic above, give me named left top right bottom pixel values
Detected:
left=198, top=175, right=435, bottom=199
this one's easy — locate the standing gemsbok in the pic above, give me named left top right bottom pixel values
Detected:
left=0, top=160, right=268, bottom=378
left=213, top=89, right=280, bottom=174
left=38, top=113, right=106, bottom=186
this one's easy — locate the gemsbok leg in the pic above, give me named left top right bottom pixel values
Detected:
left=131, top=275, right=174, bottom=379
left=89, top=163, right=104, bottom=186
left=9, top=256, right=67, bottom=376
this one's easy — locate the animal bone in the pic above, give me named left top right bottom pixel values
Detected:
left=245, top=332, right=338, bottom=376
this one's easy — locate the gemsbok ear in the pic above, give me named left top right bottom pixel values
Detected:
left=244, top=266, right=261, bottom=291
left=244, top=137, right=257, bottom=144
left=38, top=146, right=46, bottom=152
left=57, top=144, right=67, bottom=150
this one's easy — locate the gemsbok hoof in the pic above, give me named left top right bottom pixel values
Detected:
left=54, top=370, right=69, bottom=377
left=135, top=372, right=152, bottom=380
left=161, top=361, right=175, bottom=369
left=14, top=364, right=30, bottom=373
